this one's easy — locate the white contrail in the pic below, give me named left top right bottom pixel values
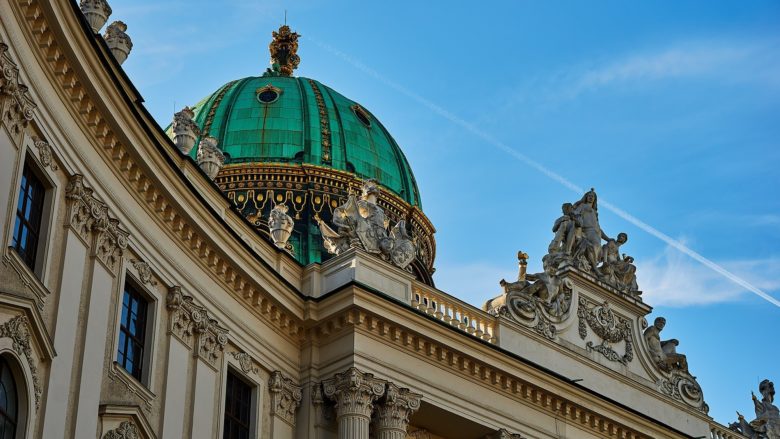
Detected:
left=310, top=38, right=780, bottom=308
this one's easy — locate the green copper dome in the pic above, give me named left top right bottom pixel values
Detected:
left=185, top=75, right=422, bottom=207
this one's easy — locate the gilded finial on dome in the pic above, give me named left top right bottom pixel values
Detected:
left=265, top=25, right=300, bottom=77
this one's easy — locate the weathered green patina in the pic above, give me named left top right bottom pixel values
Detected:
left=182, top=76, right=421, bottom=207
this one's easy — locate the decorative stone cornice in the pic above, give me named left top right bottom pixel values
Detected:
left=269, top=371, right=302, bottom=425
left=375, top=383, right=422, bottom=435
left=322, top=367, right=386, bottom=419
left=0, top=41, right=37, bottom=139
left=102, top=420, right=139, bottom=439
left=65, top=175, right=129, bottom=271
left=166, top=286, right=228, bottom=368
left=0, top=315, right=41, bottom=411
left=33, top=139, right=58, bottom=170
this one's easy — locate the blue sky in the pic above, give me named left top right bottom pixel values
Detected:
left=109, top=0, right=779, bottom=426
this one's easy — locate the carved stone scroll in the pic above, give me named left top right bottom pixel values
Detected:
left=658, top=371, right=709, bottom=414
left=0, top=41, right=37, bottom=139
left=166, top=286, right=228, bottom=367
left=269, top=371, right=303, bottom=425
left=577, top=298, right=633, bottom=365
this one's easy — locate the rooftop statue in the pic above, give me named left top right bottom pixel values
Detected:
left=317, top=180, right=416, bottom=270
left=643, top=317, right=688, bottom=372
left=730, top=379, right=780, bottom=439
left=484, top=252, right=574, bottom=340
left=546, top=189, right=640, bottom=297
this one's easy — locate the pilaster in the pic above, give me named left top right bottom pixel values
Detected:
left=269, top=371, right=303, bottom=438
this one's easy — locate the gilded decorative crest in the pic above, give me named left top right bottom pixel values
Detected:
left=267, top=25, right=300, bottom=77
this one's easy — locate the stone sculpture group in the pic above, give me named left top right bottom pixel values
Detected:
left=546, top=189, right=640, bottom=296
left=317, top=180, right=417, bottom=270
left=730, top=380, right=780, bottom=439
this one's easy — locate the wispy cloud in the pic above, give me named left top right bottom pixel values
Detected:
left=638, top=243, right=780, bottom=307
left=559, top=38, right=780, bottom=99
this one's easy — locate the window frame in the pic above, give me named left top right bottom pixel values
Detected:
left=220, top=365, right=261, bottom=439
left=5, top=151, right=56, bottom=281
left=114, top=275, right=157, bottom=387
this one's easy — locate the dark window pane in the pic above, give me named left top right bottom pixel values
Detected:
left=12, top=164, right=46, bottom=271
left=117, top=282, right=148, bottom=381
left=223, top=371, right=252, bottom=438
left=0, top=358, right=18, bottom=437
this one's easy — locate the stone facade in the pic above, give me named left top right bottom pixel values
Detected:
left=0, top=1, right=762, bottom=438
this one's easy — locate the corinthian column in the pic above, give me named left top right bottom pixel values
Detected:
left=375, top=383, right=422, bottom=439
left=322, top=367, right=386, bottom=439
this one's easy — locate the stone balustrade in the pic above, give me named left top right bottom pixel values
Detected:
left=710, top=422, right=746, bottom=439
left=412, top=286, right=498, bottom=343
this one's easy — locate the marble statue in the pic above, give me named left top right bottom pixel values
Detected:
left=548, top=203, right=578, bottom=255
left=643, top=317, right=688, bottom=372
left=317, top=180, right=416, bottom=270
left=269, top=204, right=294, bottom=251
left=172, top=106, right=200, bottom=154
left=196, top=136, right=224, bottom=179
left=730, top=379, right=780, bottom=439
left=543, top=188, right=641, bottom=296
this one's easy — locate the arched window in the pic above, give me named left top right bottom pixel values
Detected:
left=0, top=357, right=19, bottom=437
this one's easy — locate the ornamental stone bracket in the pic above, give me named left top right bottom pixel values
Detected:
left=0, top=315, right=42, bottom=411
left=65, top=175, right=130, bottom=273
left=577, top=298, right=633, bottom=365
left=102, top=420, right=139, bottom=439
left=320, top=367, right=423, bottom=438
left=0, top=40, right=37, bottom=141
left=166, top=286, right=229, bottom=369
left=269, top=371, right=303, bottom=426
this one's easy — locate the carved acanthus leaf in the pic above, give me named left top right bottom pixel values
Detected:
left=269, top=371, right=303, bottom=425
left=375, top=383, right=422, bottom=432
left=322, top=367, right=385, bottom=418
left=0, top=41, right=37, bottom=137
left=131, top=260, right=157, bottom=286
left=230, top=351, right=259, bottom=375
left=102, top=420, right=140, bottom=439
left=166, top=286, right=228, bottom=366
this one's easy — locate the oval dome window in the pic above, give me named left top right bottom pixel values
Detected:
left=351, top=104, right=371, bottom=128
left=257, top=89, right=279, bottom=104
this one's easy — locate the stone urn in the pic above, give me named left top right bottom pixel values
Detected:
left=104, top=21, right=132, bottom=65
left=79, top=0, right=112, bottom=33
left=172, top=107, right=200, bottom=154
left=196, top=137, right=224, bottom=179
left=268, top=204, right=294, bottom=249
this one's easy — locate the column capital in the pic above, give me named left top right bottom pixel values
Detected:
left=322, top=367, right=386, bottom=419
left=375, top=383, right=422, bottom=434
left=269, top=371, right=303, bottom=426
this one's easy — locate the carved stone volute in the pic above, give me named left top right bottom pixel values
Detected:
left=375, top=383, right=422, bottom=437
left=322, top=367, right=386, bottom=419
left=269, top=371, right=303, bottom=425
left=0, top=41, right=37, bottom=139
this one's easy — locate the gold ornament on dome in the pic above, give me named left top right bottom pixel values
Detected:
left=268, top=25, right=300, bottom=77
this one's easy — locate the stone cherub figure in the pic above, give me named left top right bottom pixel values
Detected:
left=317, top=180, right=416, bottom=270
left=730, top=379, right=780, bottom=439
left=642, top=317, right=688, bottom=372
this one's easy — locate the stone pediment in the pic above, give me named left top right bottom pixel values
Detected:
left=482, top=189, right=710, bottom=428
